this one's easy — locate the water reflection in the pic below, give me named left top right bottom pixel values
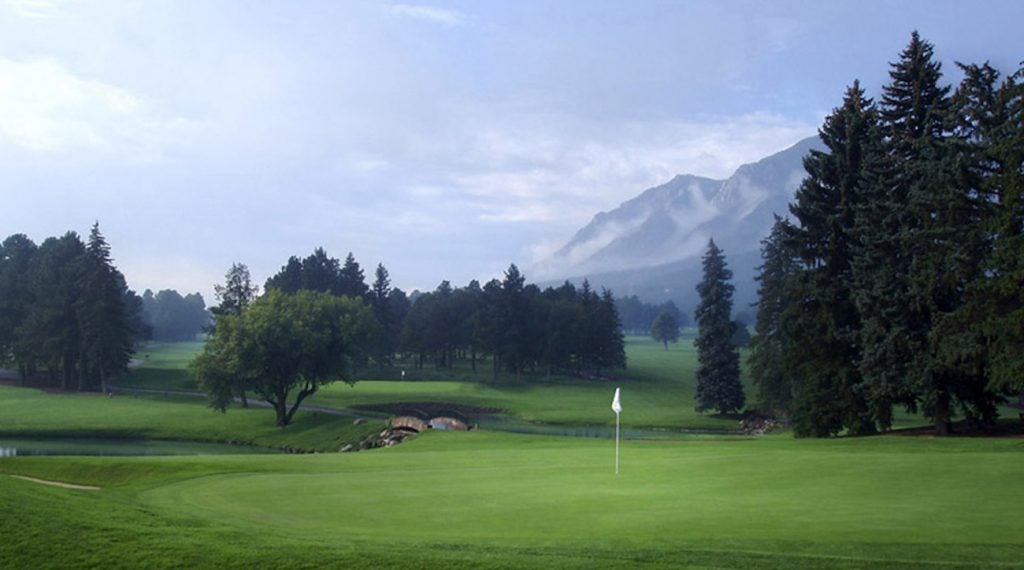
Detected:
left=0, top=438, right=279, bottom=457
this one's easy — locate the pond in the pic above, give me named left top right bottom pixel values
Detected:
left=0, top=437, right=280, bottom=457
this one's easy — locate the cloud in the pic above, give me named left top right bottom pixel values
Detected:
left=1, top=0, right=68, bottom=19
left=0, top=57, right=200, bottom=158
left=385, top=4, right=469, bottom=27
left=437, top=111, right=816, bottom=233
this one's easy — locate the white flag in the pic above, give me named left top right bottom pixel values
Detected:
left=611, top=387, right=622, bottom=414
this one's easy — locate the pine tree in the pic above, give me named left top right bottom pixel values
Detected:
left=212, top=262, right=259, bottom=318
left=0, top=234, right=37, bottom=384
left=786, top=82, right=879, bottom=436
left=596, top=289, right=626, bottom=370
left=77, top=223, right=133, bottom=393
left=979, top=64, right=1024, bottom=395
left=694, top=239, right=744, bottom=414
left=951, top=62, right=1024, bottom=400
left=338, top=252, right=369, bottom=300
left=265, top=256, right=303, bottom=294
left=369, top=263, right=397, bottom=364
left=749, top=217, right=797, bottom=415
left=865, top=32, right=995, bottom=434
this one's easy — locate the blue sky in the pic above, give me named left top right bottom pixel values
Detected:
left=2, top=0, right=1022, bottom=302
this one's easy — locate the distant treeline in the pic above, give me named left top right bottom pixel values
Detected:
left=615, top=295, right=688, bottom=335
left=0, top=225, right=145, bottom=391
left=217, top=248, right=627, bottom=381
left=141, top=289, right=210, bottom=342
left=749, top=33, right=1024, bottom=436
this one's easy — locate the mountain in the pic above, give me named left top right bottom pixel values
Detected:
left=532, top=135, right=822, bottom=315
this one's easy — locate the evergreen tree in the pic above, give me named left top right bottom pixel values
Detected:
left=369, top=263, right=398, bottom=364
left=694, top=239, right=744, bottom=414
left=338, top=252, right=369, bottom=300
left=265, top=256, right=303, bottom=294
left=0, top=234, right=37, bottom=384
left=499, top=264, right=528, bottom=380
left=77, top=223, right=134, bottom=393
left=20, top=233, right=87, bottom=389
left=212, top=262, right=259, bottom=318
left=787, top=82, right=879, bottom=436
left=596, top=289, right=626, bottom=370
left=956, top=62, right=1024, bottom=396
left=749, top=217, right=797, bottom=415
left=866, top=32, right=996, bottom=434
left=300, top=247, right=342, bottom=294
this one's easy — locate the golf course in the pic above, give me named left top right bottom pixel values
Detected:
left=2, top=336, right=1022, bottom=569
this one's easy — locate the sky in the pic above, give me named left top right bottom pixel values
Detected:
left=3, top=0, right=1023, bottom=304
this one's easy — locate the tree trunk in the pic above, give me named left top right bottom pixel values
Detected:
left=240, top=390, right=249, bottom=408
left=934, top=388, right=952, bottom=436
left=273, top=398, right=289, bottom=427
left=284, top=384, right=317, bottom=427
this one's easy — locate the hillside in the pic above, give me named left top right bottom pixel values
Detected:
left=533, top=136, right=822, bottom=312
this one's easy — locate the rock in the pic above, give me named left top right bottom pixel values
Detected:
left=353, top=418, right=366, bottom=425
left=340, top=444, right=354, bottom=452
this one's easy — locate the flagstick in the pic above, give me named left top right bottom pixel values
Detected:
left=615, top=411, right=620, bottom=475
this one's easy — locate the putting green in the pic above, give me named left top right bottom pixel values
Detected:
left=138, top=431, right=1024, bottom=564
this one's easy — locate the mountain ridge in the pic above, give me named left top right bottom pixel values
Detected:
left=532, top=135, right=822, bottom=313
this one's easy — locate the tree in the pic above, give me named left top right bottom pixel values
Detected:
left=693, top=239, right=744, bottom=414
left=212, top=262, right=258, bottom=318
left=191, top=289, right=375, bottom=427
left=142, top=289, right=210, bottom=341
left=264, top=256, right=303, bottom=294
left=300, top=247, right=342, bottom=294
left=595, top=289, right=626, bottom=370
left=369, top=263, right=398, bottom=364
left=749, top=217, right=798, bottom=415
left=499, top=264, right=529, bottom=381
left=19, top=233, right=87, bottom=389
left=954, top=62, right=1024, bottom=397
left=786, top=82, right=880, bottom=436
left=77, top=223, right=135, bottom=393
left=0, top=234, right=37, bottom=384
left=338, top=252, right=369, bottom=300
left=650, top=310, right=680, bottom=350
left=858, top=31, right=999, bottom=435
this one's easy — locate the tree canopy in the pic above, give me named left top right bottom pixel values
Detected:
left=191, top=289, right=376, bottom=427
left=0, top=225, right=144, bottom=391
left=750, top=32, right=1023, bottom=436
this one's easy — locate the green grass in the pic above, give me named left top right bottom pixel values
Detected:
left=4, top=336, right=1023, bottom=567
left=309, top=334, right=745, bottom=431
left=1, top=431, right=1022, bottom=568
left=120, top=335, right=745, bottom=431
left=0, top=384, right=382, bottom=452
left=123, top=341, right=206, bottom=390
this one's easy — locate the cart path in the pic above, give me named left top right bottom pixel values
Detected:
left=10, top=475, right=100, bottom=491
